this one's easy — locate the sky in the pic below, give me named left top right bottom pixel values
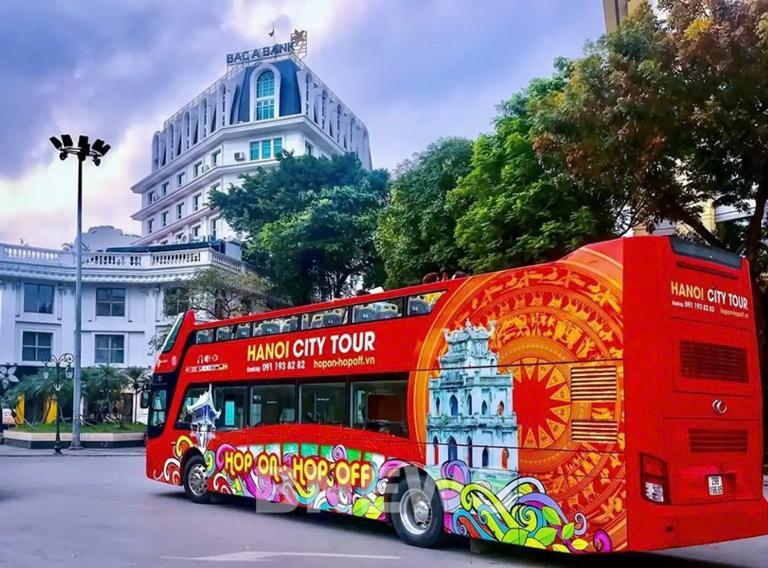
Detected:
left=0, top=0, right=606, bottom=248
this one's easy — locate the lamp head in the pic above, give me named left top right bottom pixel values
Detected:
left=61, top=134, right=73, bottom=148
left=49, top=137, right=62, bottom=150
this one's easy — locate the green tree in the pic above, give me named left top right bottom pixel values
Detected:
left=376, top=138, right=473, bottom=287
left=450, top=69, right=626, bottom=274
left=211, top=153, right=389, bottom=304
left=163, top=268, right=271, bottom=320
left=2, top=368, right=73, bottom=424
left=533, top=0, right=768, bottom=284
left=82, top=365, right=131, bottom=423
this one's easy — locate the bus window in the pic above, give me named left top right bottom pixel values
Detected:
left=235, top=323, right=252, bottom=339
left=408, top=292, right=444, bottom=316
left=352, top=299, right=403, bottom=323
left=195, top=329, right=213, bottom=344
left=216, top=326, right=233, bottom=341
left=251, top=384, right=296, bottom=425
left=176, top=386, right=207, bottom=424
left=351, top=378, right=408, bottom=437
left=213, top=386, right=247, bottom=429
left=148, top=388, right=167, bottom=427
left=254, top=320, right=282, bottom=336
left=279, top=316, right=299, bottom=333
left=300, top=383, right=346, bottom=425
left=303, top=308, right=347, bottom=329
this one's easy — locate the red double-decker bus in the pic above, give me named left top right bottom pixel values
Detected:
left=146, top=236, right=767, bottom=553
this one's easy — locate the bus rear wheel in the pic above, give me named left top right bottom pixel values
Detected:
left=390, top=471, right=444, bottom=547
left=183, top=454, right=211, bottom=504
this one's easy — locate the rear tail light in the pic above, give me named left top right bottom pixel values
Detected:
left=641, top=454, right=669, bottom=504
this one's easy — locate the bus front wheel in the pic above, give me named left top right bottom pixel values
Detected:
left=183, top=454, right=211, bottom=504
left=390, top=471, right=444, bottom=547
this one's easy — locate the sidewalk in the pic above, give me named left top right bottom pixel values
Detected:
left=0, top=443, right=145, bottom=457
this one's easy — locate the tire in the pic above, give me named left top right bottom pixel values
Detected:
left=183, top=454, right=211, bottom=504
left=390, top=470, right=444, bottom=548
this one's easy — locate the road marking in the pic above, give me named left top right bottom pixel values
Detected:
left=164, top=551, right=402, bottom=562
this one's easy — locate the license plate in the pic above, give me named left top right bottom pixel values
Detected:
left=708, top=475, right=723, bottom=496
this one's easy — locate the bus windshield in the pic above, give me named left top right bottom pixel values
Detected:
left=160, top=313, right=185, bottom=353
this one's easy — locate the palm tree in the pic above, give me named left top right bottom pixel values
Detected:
left=82, top=365, right=130, bottom=423
left=122, top=366, right=151, bottom=393
left=122, top=366, right=151, bottom=423
left=3, top=368, right=73, bottom=425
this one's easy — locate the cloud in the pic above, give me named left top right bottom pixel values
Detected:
left=0, top=0, right=605, bottom=248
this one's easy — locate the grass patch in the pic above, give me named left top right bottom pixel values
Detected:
left=12, top=422, right=146, bottom=433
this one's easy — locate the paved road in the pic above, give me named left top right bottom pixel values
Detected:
left=0, top=454, right=766, bottom=567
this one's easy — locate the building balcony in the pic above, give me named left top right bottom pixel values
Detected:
left=0, top=242, right=245, bottom=283
left=427, top=414, right=517, bottom=430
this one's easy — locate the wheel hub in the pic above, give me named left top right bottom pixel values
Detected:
left=399, top=489, right=433, bottom=536
left=188, top=464, right=208, bottom=497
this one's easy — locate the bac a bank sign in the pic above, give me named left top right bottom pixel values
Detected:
left=226, top=30, right=308, bottom=67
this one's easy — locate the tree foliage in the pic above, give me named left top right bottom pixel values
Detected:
left=450, top=69, right=626, bottom=274
left=533, top=0, right=768, bottom=281
left=376, top=138, right=473, bottom=287
left=211, top=153, right=389, bottom=304
left=163, top=268, right=270, bottom=320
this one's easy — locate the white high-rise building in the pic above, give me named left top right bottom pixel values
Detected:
left=130, top=37, right=372, bottom=246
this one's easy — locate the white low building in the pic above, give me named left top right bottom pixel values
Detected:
left=130, top=34, right=372, bottom=246
left=0, top=226, right=246, bottom=424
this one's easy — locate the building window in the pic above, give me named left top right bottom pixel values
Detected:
left=210, top=218, right=219, bottom=240
left=161, top=211, right=169, bottom=227
left=193, top=161, right=203, bottom=177
left=255, top=70, right=275, bottom=120
left=176, top=232, right=184, bottom=242
left=176, top=203, right=184, bottom=220
left=249, top=138, right=282, bottom=161
left=176, top=171, right=186, bottom=187
left=448, top=436, right=458, bottom=462
left=193, top=193, right=202, bottom=211
left=24, top=283, right=54, bottom=314
left=161, top=182, right=169, bottom=196
left=147, top=219, right=154, bottom=234
left=22, top=331, right=52, bottom=362
left=192, top=225, right=201, bottom=239
left=95, top=335, right=125, bottom=364
left=211, top=150, right=221, bottom=166
left=95, top=288, right=126, bottom=317
left=148, top=190, right=157, bottom=204
left=305, top=141, right=314, bottom=156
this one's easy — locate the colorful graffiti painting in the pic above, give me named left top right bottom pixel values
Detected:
left=154, top=438, right=612, bottom=553
left=434, top=459, right=612, bottom=552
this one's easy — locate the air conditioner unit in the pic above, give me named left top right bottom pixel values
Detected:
left=181, top=234, right=189, bottom=243
left=234, top=152, right=245, bottom=161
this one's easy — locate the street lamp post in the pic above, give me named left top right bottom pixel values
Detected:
left=49, top=135, right=110, bottom=450
left=43, top=353, right=74, bottom=455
